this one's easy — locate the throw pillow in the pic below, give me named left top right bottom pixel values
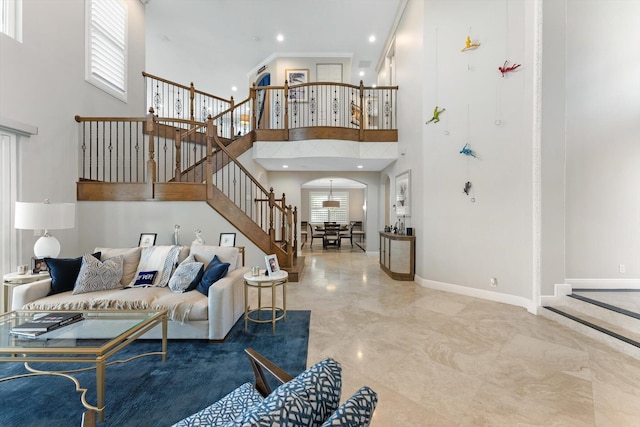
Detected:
left=189, top=244, right=240, bottom=272
left=133, top=270, right=158, bottom=287
left=172, top=383, right=264, bottom=427
left=168, top=262, right=204, bottom=293
left=45, top=251, right=102, bottom=295
left=274, top=358, right=342, bottom=426
left=95, top=247, right=142, bottom=286
left=228, top=384, right=314, bottom=426
left=320, top=386, right=378, bottom=427
left=129, top=245, right=181, bottom=288
left=73, top=254, right=124, bottom=295
left=196, top=255, right=230, bottom=296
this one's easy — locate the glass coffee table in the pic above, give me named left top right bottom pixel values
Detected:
left=0, top=309, right=167, bottom=422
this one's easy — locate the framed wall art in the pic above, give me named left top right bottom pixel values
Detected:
left=395, top=170, right=411, bottom=216
left=138, top=233, right=157, bottom=247
left=285, top=69, right=309, bottom=102
left=219, top=232, right=236, bottom=247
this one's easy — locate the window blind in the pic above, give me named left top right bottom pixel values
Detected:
left=310, top=191, right=349, bottom=223
left=86, top=0, right=127, bottom=100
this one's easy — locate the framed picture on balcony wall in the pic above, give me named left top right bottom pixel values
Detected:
left=395, top=170, right=411, bottom=216
left=285, top=69, right=308, bottom=102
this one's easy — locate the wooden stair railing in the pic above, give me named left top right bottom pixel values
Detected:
left=202, top=118, right=298, bottom=269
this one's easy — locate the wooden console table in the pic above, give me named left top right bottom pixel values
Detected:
left=379, top=232, right=415, bottom=281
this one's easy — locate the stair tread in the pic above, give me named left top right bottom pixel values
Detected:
left=549, top=305, right=640, bottom=344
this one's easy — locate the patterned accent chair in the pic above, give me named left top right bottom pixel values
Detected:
left=174, top=348, right=378, bottom=427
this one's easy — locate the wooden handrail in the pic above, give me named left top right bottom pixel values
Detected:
left=142, top=71, right=231, bottom=104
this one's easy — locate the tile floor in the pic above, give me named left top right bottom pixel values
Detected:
left=286, top=246, right=640, bottom=426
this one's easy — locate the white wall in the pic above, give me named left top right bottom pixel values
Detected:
left=391, top=0, right=536, bottom=301
left=0, top=0, right=146, bottom=265
left=564, top=0, right=640, bottom=283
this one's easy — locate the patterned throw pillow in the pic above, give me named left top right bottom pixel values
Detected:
left=320, top=386, right=378, bottom=427
left=45, top=251, right=101, bottom=295
left=168, top=261, right=204, bottom=293
left=129, top=245, right=180, bottom=288
left=228, top=383, right=314, bottom=426
left=133, top=270, right=158, bottom=286
left=274, top=358, right=342, bottom=426
left=73, top=254, right=124, bottom=295
left=172, top=383, right=264, bottom=427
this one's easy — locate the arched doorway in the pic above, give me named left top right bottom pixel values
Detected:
left=300, top=177, right=367, bottom=251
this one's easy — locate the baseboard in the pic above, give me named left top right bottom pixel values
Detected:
left=564, top=278, right=640, bottom=289
left=415, top=275, right=536, bottom=314
left=539, top=283, right=572, bottom=307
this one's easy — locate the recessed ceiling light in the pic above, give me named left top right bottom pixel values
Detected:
left=359, top=71, right=365, bottom=77
left=231, top=86, right=238, bottom=92
left=357, top=165, right=363, bottom=169
left=276, top=34, right=284, bottom=42
left=282, top=164, right=288, bottom=168
left=369, top=35, right=376, bottom=43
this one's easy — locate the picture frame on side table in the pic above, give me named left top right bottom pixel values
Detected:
left=138, top=233, right=157, bottom=248
left=265, top=254, right=280, bottom=277
left=285, top=69, right=309, bottom=102
left=219, top=233, right=236, bottom=247
left=32, top=257, right=48, bottom=274
left=395, top=170, right=411, bottom=216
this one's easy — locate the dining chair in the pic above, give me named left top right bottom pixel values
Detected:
left=323, top=223, right=341, bottom=249
left=351, top=221, right=365, bottom=243
left=300, top=221, right=308, bottom=246
left=309, top=223, right=324, bottom=247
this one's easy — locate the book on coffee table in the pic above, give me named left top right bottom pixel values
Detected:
left=11, top=312, right=84, bottom=333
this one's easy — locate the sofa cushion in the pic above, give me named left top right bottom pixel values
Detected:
left=23, top=286, right=209, bottom=322
left=133, top=270, right=158, bottom=287
left=73, top=254, right=124, bottom=295
left=45, top=251, right=102, bottom=295
left=196, top=256, right=230, bottom=296
left=172, top=383, right=264, bottom=427
left=129, top=245, right=181, bottom=287
left=189, top=244, right=240, bottom=272
left=229, top=382, right=314, bottom=426
left=275, top=358, right=342, bottom=426
left=169, top=261, right=204, bottom=294
left=320, top=386, right=378, bottom=427
left=95, top=247, right=142, bottom=286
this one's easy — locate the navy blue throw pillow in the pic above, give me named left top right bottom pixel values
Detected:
left=45, top=251, right=101, bottom=295
left=196, top=255, right=230, bottom=296
left=133, top=270, right=157, bottom=286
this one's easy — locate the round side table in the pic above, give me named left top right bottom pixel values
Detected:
left=243, top=270, right=288, bottom=334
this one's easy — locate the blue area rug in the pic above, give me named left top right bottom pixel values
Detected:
left=0, top=310, right=310, bottom=426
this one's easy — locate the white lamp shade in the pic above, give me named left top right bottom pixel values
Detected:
left=15, top=201, right=75, bottom=230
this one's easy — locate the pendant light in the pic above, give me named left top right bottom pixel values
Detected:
left=323, top=179, right=340, bottom=208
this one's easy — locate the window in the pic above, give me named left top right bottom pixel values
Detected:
left=85, top=0, right=127, bottom=101
left=0, top=0, right=22, bottom=41
left=310, top=191, right=349, bottom=223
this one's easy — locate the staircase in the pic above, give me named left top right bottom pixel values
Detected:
left=541, top=289, right=640, bottom=360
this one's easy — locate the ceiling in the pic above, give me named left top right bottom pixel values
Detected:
left=146, top=0, right=404, bottom=92
left=145, top=0, right=405, bottom=173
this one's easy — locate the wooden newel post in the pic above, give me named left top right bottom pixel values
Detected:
left=268, top=187, right=275, bottom=240
left=145, top=108, right=157, bottom=198
left=205, top=116, right=214, bottom=200
left=359, top=80, right=365, bottom=141
left=174, top=128, right=182, bottom=182
left=251, top=83, right=257, bottom=130
left=283, top=80, right=289, bottom=140
left=189, top=82, right=195, bottom=123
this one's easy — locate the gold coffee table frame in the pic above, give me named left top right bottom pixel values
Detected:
left=244, top=271, right=288, bottom=333
left=0, top=309, right=167, bottom=422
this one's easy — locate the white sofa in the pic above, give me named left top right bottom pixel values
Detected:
left=11, top=244, right=250, bottom=341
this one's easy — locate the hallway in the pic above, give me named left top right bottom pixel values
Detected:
left=288, top=249, right=640, bottom=426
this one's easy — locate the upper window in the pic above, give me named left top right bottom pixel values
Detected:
left=85, top=0, right=127, bottom=101
left=0, top=0, right=22, bottom=41
left=310, top=191, right=349, bottom=223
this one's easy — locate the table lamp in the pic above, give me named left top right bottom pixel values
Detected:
left=14, top=199, right=75, bottom=258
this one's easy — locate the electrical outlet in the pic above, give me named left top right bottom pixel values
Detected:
left=619, top=264, right=626, bottom=273
left=490, top=277, right=498, bottom=287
